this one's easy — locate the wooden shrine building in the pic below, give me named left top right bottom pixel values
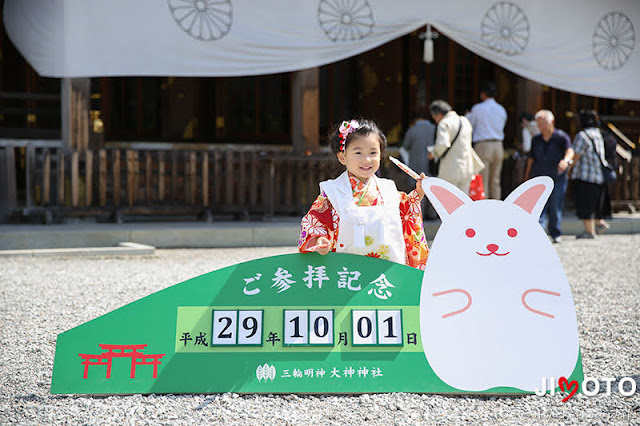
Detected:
left=1, top=1, right=639, bottom=223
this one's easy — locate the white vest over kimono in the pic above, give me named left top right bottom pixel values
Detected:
left=320, top=172, right=405, bottom=264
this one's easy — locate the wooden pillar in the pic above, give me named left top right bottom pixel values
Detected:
left=516, top=77, right=544, bottom=115
left=291, top=68, right=319, bottom=153
left=569, top=93, right=579, bottom=135
left=0, top=147, right=17, bottom=222
left=447, top=41, right=455, bottom=106
left=61, top=78, right=90, bottom=152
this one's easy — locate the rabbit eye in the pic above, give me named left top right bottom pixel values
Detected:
left=507, top=228, right=518, bottom=237
left=465, top=228, right=476, bottom=238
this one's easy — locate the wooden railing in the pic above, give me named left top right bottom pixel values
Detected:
left=1, top=140, right=639, bottom=223
left=0, top=143, right=336, bottom=223
left=612, top=155, right=640, bottom=212
left=502, top=155, right=640, bottom=213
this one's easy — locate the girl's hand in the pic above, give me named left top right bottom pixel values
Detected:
left=308, top=236, right=331, bottom=255
left=415, top=173, right=427, bottom=200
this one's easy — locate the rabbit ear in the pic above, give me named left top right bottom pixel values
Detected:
left=422, top=178, right=472, bottom=220
left=504, top=176, right=554, bottom=219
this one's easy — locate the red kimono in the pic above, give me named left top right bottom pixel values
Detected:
left=298, top=173, right=429, bottom=270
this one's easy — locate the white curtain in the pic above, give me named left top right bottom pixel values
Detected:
left=4, top=0, right=640, bottom=100
left=431, top=0, right=639, bottom=100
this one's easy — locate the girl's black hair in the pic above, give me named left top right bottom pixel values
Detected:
left=327, top=118, right=387, bottom=154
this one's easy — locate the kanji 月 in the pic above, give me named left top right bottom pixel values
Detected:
left=338, top=332, right=348, bottom=346
left=272, top=267, right=296, bottom=293
left=303, top=265, right=329, bottom=289
left=367, top=273, right=395, bottom=300
left=337, top=267, right=362, bottom=291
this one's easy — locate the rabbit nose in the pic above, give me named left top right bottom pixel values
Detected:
left=487, top=244, right=499, bottom=252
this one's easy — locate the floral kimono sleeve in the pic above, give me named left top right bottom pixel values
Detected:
left=398, top=190, right=429, bottom=270
left=298, top=191, right=340, bottom=252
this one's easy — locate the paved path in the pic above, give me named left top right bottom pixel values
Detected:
left=1, top=213, right=640, bottom=254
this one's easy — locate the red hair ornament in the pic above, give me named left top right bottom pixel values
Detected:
left=338, top=120, right=360, bottom=151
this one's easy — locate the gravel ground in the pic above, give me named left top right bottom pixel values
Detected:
left=1, top=235, right=639, bottom=425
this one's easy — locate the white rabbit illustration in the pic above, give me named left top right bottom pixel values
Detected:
left=419, top=177, right=580, bottom=392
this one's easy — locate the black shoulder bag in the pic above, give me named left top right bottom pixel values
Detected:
left=430, top=118, right=462, bottom=175
left=440, top=117, right=463, bottom=161
left=582, top=130, right=616, bottom=184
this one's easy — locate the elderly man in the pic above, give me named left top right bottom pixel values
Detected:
left=524, top=109, right=574, bottom=243
left=427, top=100, right=475, bottom=194
left=466, top=82, right=507, bottom=199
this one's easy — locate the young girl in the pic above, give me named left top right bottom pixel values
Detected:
left=298, top=119, right=429, bottom=270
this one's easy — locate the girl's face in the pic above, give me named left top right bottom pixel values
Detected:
left=337, top=133, right=381, bottom=182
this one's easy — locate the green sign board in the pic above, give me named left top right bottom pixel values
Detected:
left=51, top=252, right=582, bottom=395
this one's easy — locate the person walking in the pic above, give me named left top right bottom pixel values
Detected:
left=518, top=112, right=539, bottom=155
left=427, top=100, right=476, bottom=195
left=570, top=109, right=610, bottom=239
left=402, top=111, right=435, bottom=179
left=598, top=121, right=618, bottom=230
left=524, top=109, right=574, bottom=243
left=402, top=110, right=437, bottom=219
left=466, top=82, right=507, bottom=199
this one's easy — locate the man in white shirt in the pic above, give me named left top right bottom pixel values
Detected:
left=466, top=82, right=507, bottom=199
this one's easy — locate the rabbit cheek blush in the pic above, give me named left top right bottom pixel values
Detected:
left=419, top=177, right=581, bottom=393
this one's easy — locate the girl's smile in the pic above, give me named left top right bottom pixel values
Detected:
left=337, top=134, right=381, bottom=182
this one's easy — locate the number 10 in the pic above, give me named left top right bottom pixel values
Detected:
left=284, top=310, right=334, bottom=345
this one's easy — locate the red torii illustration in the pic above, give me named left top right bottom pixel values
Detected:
left=79, top=344, right=165, bottom=379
